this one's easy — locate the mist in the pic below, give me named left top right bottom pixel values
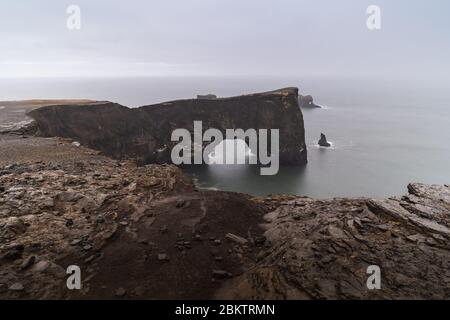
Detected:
left=1, top=0, right=449, bottom=82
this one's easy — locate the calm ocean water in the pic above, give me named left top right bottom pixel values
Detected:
left=1, top=76, right=449, bottom=198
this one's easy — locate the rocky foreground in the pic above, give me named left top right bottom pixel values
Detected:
left=0, top=133, right=449, bottom=299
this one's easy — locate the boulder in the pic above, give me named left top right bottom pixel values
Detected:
left=4, top=217, right=27, bottom=234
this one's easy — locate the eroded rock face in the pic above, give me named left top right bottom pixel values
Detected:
left=217, top=183, right=450, bottom=300
left=28, top=88, right=307, bottom=165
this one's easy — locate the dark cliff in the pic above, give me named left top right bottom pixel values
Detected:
left=27, top=88, right=307, bottom=165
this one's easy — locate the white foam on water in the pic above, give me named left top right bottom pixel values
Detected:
left=308, top=139, right=358, bottom=150
left=192, top=177, right=220, bottom=191
left=308, top=140, right=337, bottom=150
left=318, top=143, right=335, bottom=150
left=200, top=186, right=220, bottom=191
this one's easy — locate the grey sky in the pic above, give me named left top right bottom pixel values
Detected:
left=1, top=0, right=449, bottom=78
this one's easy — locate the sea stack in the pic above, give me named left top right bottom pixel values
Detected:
left=318, top=133, right=331, bottom=147
left=298, top=94, right=321, bottom=108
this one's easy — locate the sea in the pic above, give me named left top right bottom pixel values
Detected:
left=1, top=76, right=449, bottom=198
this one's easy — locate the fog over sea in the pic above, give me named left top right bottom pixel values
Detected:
left=1, top=76, right=449, bottom=198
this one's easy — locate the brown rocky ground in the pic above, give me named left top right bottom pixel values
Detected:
left=0, top=134, right=266, bottom=299
left=0, top=131, right=449, bottom=299
left=219, top=189, right=450, bottom=299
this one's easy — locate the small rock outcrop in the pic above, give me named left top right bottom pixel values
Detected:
left=28, top=88, right=307, bottom=165
left=299, top=94, right=321, bottom=108
left=197, top=94, right=217, bottom=100
left=318, top=133, right=331, bottom=147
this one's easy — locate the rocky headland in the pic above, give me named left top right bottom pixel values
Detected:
left=0, top=93, right=449, bottom=300
left=27, top=88, right=307, bottom=166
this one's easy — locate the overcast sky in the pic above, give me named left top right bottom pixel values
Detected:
left=1, top=0, right=449, bottom=79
